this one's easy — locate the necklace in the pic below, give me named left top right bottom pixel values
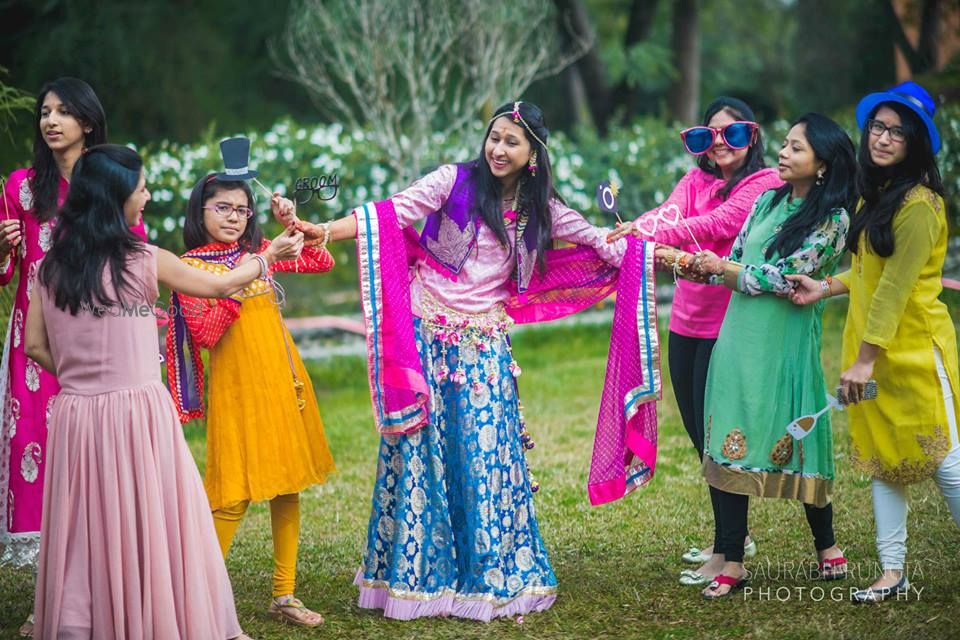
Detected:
left=503, top=183, right=521, bottom=224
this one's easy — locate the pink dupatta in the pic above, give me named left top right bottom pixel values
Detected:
left=354, top=200, right=660, bottom=503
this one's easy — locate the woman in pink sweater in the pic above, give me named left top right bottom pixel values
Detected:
left=609, top=97, right=782, bottom=585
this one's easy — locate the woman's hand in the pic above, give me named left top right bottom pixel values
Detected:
left=0, top=219, right=22, bottom=255
left=606, top=221, right=637, bottom=243
left=271, top=192, right=298, bottom=226
left=264, top=225, right=304, bottom=264
left=694, top=249, right=723, bottom=276
left=653, top=244, right=678, bottom=270
left=296, top=220, right=327, bottom=246
left=785, top=274, right=821, bottom=305
left=839, top=359, right=874, bottom=405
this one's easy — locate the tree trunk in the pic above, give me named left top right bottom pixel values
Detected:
left=554, top=0, right=614, bottom=133
left=612, top=0, right=662, bottom=120
left=668, top=0, right=700, bottom=124
left=887, top=0, right=947, bottom=75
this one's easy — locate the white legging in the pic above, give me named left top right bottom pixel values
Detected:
left=872, top=347, right=960, bottom=570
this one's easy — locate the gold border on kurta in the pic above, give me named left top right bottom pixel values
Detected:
left=703, top=456, right=832, bottom=508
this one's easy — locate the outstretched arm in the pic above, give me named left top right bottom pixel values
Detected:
left=275, top=165, right=458, bottom=244
left=700, top=208, right=849, bottom=296
left=158, top=227, right=303, bottom=298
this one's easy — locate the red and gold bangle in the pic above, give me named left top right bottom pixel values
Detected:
left=820, top=274, right=833, bottom=298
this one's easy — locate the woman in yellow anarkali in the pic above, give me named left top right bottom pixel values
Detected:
left=790, top=81, right=960, bottom=604
left=166, top=138, right=336, bottom=626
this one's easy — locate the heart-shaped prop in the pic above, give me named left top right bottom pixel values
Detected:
left=635, top=215, right=658, bottom=237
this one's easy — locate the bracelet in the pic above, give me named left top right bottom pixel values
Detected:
left=253, top=253, right=269, bottom=279
left=318, top=221, right=333, bottom=250
left=820, top=274, right=833, bottom=298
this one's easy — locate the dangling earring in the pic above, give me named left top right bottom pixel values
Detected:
left=527, top=151, right=538, bottom=176
left=816, top=169, right=825, bottom=186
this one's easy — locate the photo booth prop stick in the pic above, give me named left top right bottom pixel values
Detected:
left=0, top=177, right=19, bottom=252
left=596, top=180, right=623, bottom=224
left=785, top=380, right=878, bottom=441
left=0, top=176, right=7, bottom=220
left=251, top=177, right=275, bottom=199
left=634, top=203, right=704, bottom=252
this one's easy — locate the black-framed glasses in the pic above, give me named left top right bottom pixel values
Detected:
left=204, top=203, right=254, bottom=219
left=865, top=119, right=906, bottom=144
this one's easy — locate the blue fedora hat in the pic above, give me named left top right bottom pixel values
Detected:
left=855, top=80, right=941, bottom=154
left=216, top=137, right=259, bottom=181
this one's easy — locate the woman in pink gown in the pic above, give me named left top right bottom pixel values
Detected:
left=0, top=78, right=147, bottom=636
left=24, top=144, right=302, bottom=639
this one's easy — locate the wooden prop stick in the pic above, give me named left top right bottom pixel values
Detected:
left=0, top=177, right=8, bottom=220
left=251, top=177, right=274, bottom=199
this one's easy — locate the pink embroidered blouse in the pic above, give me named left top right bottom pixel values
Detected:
left=633, top=167, right=782, bottom=338
left=393, top=164, right=626, bottom=316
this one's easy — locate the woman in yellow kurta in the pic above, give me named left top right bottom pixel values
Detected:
left=790, top=81, right=960, bottom=604
left=165, top=139, right=335, bottom=627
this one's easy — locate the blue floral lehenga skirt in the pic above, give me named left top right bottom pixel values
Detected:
left=355, top=301, right=558, bottom=621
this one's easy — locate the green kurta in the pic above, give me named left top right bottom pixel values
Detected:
left=703, top=190, right=849, bottom=507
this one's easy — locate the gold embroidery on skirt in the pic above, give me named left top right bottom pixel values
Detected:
left=721, top=428, right=747, bottom=460
left=770, top=433, right=794, bottom=466
left=852, top=425, right=951, bottom=485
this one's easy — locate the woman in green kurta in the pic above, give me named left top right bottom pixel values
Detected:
left=789, top=81, right=960, bottom=604
left=661, top=113, right=857, bottom=599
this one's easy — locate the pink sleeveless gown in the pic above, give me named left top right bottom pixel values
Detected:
left=33, top=245, right=241, bottom=639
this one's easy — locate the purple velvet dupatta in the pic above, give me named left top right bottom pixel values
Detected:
left=354, top=200, right=660, bottom=503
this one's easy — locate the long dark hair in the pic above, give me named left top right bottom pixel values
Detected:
left=183, top=175, right=262, bottom=252
left=30, top=77, right=108, bottom=223
left=696, top=97, right=767, bottom=200
left=847, top=101, right=944, bottom=257
left=38, top=145, right=146, bottom=315
left=765, top=113, right=857, bottom=260
left=473, top=101, right=558, bottom=271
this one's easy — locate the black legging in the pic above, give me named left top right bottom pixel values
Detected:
left=669, top=331, right=751, bottom=551
left=713, top=488, right=836, bottom=563
left=668, top=331, right=715, bottom=459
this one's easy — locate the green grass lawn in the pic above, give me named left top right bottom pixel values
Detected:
left=1, top=298, right=959, bottom=639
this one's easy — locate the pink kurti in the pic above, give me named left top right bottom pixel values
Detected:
left=633, top=167, right=782, bottom=338
left=0, top=169, right=68, bottom=567
left=0, top=168, right=146, bottom=567
left=394, top=164, right=626, bottom=314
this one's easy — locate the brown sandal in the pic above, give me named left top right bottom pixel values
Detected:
left=268, top=595, right=324, bottom=627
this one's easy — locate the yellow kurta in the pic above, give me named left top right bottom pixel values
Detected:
left=837, top=186, right=959, bottom=484
left=183, top=261, right=336, bottom=511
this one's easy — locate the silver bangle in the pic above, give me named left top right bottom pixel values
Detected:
left=318, top=221, right=332, bottom=250
left=253, top=253, right=269, bottom=279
